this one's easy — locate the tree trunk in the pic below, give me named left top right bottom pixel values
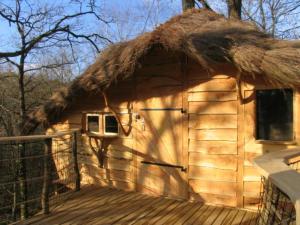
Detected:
left=227, top=0, right=242, bottom=19
left=18, top=143, right=28, bottom=220
left=18, top=53, right=28, bottom=220
left=182, top=0, right=195, bottom=11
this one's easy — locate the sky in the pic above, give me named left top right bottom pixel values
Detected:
left=0, top=0, right=299, bottom=76
left=0, top=0, right=185, bottom=74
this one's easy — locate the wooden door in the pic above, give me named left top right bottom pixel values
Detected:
left=135, top=71, right=188, bottom=199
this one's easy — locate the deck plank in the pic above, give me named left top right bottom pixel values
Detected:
left=43, top=189, right=124, bottom=224
left=173, top=203, right=203, bottom=225
left=89, top=194, right=150, bottom=224
left=212, top=207, right=231, bottom=225
left=112, top=196, right=163, bottom=224
left=184, top=204, right=209, bottom=224
left=79, top=192, right=146, bottom=224
left=203, top=206, right=224, bottom=225
left=131, top=199, right=176, bottom=225
left=17, top=186, right=257, bottom=225
left=220, top=208, right=240, bottom=225
left=230, top=210, right=247, bottom=225
left=144, top=201, right=181, bottom=225
left=156, top=201, right=192, bottom=225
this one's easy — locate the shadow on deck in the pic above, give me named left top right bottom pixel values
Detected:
left=17, top=185, right=257, bottom=225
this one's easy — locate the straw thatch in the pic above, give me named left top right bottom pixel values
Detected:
left=24, top=9, right=300, bottom=133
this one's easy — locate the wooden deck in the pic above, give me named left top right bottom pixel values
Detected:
left=18, top=186, right=257, bottom=225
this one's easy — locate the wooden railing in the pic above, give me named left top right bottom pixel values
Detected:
left=0, top=129, right=80, bottom=224
left=254, top=149, right=300, bottom=225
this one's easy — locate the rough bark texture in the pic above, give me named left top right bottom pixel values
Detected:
left=227, top=0, right=242, bottom=19
left=182, top=0, right=195, bottom=11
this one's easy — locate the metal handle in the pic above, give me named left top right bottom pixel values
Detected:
left=141, top=161, right=187, bottom=172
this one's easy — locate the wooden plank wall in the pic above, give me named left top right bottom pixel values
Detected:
left=242, top=82, right=300, bottom=210
left=186, top=61, right=239, bottom=207
left=47, top=81, right=136, bottom=192
left=47, top=52, right=300, bottom=209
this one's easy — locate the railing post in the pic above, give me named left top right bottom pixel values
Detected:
left=42, top=138, right=51, bottom=214
left=72, top=131, right=80, bottom=191
left=19, top=142, right=28, bottom=220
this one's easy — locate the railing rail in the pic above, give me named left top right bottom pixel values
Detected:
left=0, top=129, right=80, bottom=224
left=254, top=149, right=300, bottom=225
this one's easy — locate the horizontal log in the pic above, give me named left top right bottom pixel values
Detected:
left=189, top=115, right=237, bottom=129
left=189, top=101, right=237, bottom=114
left=243, top=197, right=260, bottom=211
left=187, top=61, right=237, bottom=80
left=189, top=180, right=237, bottom=197
left=189, top=140, right=237, bottom=154
left=0, top=129, right=79, bottom=142
left=189, top=153, right=238, bottom=170
left=189, top=165, right=237, bottom=182
left=136, top=64, right=181, bottom=79
left=188, top=91, right=237, bottom=102
left=189, top=129, right=237, bottom=141
left=79, top=157, right=133, bottom=172
left=189, top=192, right=237, bottom=207
left=244, top=142, right=293, bottom=153
left=106, top=149, right=133, bottom=160
left=243, top=181, right=261, bottom=198
left=243, top=166, right=261, bottom=182
left=80, top=164, right=133, bottom=182
left=188, top=78, right=236, bottom=92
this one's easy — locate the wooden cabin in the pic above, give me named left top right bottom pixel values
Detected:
left=26, top=9, right=300, bottom=210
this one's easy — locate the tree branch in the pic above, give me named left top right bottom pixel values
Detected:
left=196, top=0, right=213, bottom=11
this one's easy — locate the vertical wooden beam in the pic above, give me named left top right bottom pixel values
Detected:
left=181, top=54, right=189, bottom=199
left=133, top=75, right=138, bottom=192
left=227, top=0, right=242, bottom=19
left=42, top=138, right=51, bottom=214
left=295, top=88, right=300, bottom=144
left=19, top=142, right=28, bottom=220
left=237, top=79, right=245, bottom=207
left=182, top=0, right=195, bottom=11
left=72, top=132, right=80, bottom=191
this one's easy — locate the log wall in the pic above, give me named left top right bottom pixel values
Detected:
left=47, top=51, right=300, bottom=209
left=186, top=61, right=239, bottom=207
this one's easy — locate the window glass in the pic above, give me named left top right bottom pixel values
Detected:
left=104, top=115, right=118, bottom=134
left=256, top=89, right=293, bottom=141
left=87, top=115, right=99, bottom=133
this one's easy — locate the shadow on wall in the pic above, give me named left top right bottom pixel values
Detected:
left=49, top=47, right=299, bottom=208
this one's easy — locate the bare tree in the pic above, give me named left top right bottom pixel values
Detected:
left=0, top=0, right=112, bottom=134
left=242, top=0, right=300, bottom=38
left=227, top=0, right=242, bottom=19
left=182, top=0, right=195, bottom=10
left=0, top=0, right=112, bottom=219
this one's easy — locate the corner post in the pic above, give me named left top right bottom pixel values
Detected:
left=72, top=131, right=80, bottom=191
left=19, top=142, right=28, bottom=220
left=42, top=138, right=51, bottom=214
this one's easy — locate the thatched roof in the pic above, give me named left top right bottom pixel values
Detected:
left=24, top=9, right=300, bottom=133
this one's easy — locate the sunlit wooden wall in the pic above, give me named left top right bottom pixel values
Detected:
left=47, top=49, right=300, bottom=209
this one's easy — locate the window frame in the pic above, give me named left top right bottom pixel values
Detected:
left=86, top=113, right=101, bottom=134
left=254, top=88, right=295, bottom=142
left=103, top=114, right=119, bottom=136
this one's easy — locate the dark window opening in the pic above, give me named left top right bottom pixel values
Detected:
left=104, top=115, right=119, bottom=134
left=256, top=89, right=293, bottom=141
left=87, top=115, right=99, bottom=133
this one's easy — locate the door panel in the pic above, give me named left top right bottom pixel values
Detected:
left=135, top=74, right=187, bottom=199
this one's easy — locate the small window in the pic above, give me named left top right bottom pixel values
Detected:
left=87, top=115, right=100, bottom=133
left=104, top=115, right=119, bottom=135
left=256, top=89, right=293, bottom=141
